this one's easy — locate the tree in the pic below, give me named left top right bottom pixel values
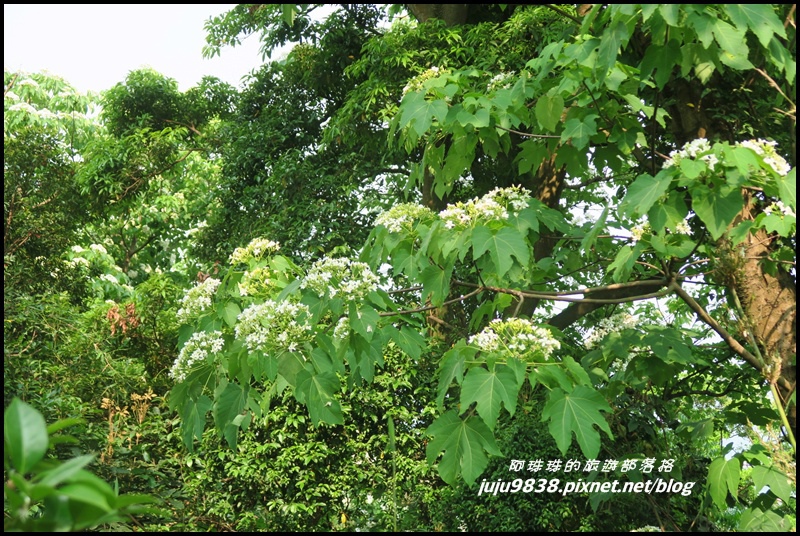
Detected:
left=171, top=4, right=794, bottom=530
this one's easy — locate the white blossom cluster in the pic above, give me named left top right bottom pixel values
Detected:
left=662, top=138, right=718, bottom=170
left=238, top=266, right=277, bottom=297
left=469, top=318, right=561, bottom=360
left=235, top=300, right=313, bottom=353
left=169, top=330, right=224, bottom=383
left=176, top=278, right=221, bottom=324
left=440, top=186, right=532, bottom=230
left=301, top=257, right=380, bottom=301
left=584, top=313, right=638, bottom=350
left=230, top=237, right=281, bottom=265
left=763, top=200, right=796, bottom=219
left=333, top=316, right=351, bottom=339
left=737, top=139, right=792, bottom=176
left=375, top=203, right=435, bottom=233
left=486, top=71, right=516, bottom=92
left=630, top=222, right=651, bottom=243
left=402, top=66, right=447, bottom=95
left=672, top=220, right=692, bottom=235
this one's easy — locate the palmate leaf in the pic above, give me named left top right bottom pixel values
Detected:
left=295, top=370, right=343, bottom=426
left=541, top=386, right=613, bottom=458
left=707, top=456, right=740, bottom=509
left=472, top=225, right=529, bottom=279
left=459, top=366, right=520, bottom=431
left=398, top=91, right=449, bottom=139
left=690, top=183, right=743, bottom=240
left=620, top=169, right=673, bottom=218
left=426, top=411, right=502, bottom=486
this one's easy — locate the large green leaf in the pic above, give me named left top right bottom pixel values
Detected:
left=690, top=184, right=743, bottom=240
left=296, top=370, right=343, bottom=426
left=620, top=170, right=673, bottom=218
left=706, top=456, right=741, bottom=509
left=751, top=464, right=793, bottom=504
left=386, top=325, right=427, bottom=361
left=426, top=411, right=502, bottom=486
left=213, top=381, right=248, bottom=448
left=459, top=366, right=520, bottom=431
left=420, top=263, right=454, bottom=307
left=471, top=226, right=529, bottom=279
left=436, top=344, right=471, bottom=408
left=535, top=94, right=564, bottom=132
left=399, top=91, right=449, bottom=138
left=4, top=398, right=49, bottom=474
left=560, top=115, right=598, bottom=150
left=541, top=386, right=613, bottom=458
left=726, top=4, right=786, bottom=48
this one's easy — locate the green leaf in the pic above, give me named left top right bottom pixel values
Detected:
left=751, top=465, right=793, bottom=504
left=349, top=303, right=380, bottom=341
left=426, top=411, right=502, bottom=486
left=776, top=167, right=796, bottom=210
left=580, top=206, right=608, bottom=254
left=460, top=366, right=520, bottom=431
left=219, top=301, right=241, bottom=328
left=690, top=184, right=744, bottom=240
left=541, top=386, right=613, bottom=458
left=420, top=263, right=454, bottom=307
left=648, top=190, right=688, bottom=233
left=437, top=344, right=471, bottom=409
left=399, top=91, right=449, bottom=138
left=643, top=327, right=694, bottom=364
left=535, top=95, right=564, bottom=132
left=4, top=398, right=49, bottom=474
left=621, top=170, right=673, bottom=218
left=387, top=325, right=427, bottom=361
left=37, top=454, right=95, bottom=487
left=726, top=4, right=786, bottom=48
left=471, top=226, right=530, bottom=279
left=712, top=20, right=753, bottom=70
left=213, top=381, right=247, bottom=448
left=296, top=370, right=343, bottom=426
left=561, top=115, right=598, bottom=150
left=706, top=456, right=741, bottom=509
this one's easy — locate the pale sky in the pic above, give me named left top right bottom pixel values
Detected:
left=4, top=4, right=267, bottom=93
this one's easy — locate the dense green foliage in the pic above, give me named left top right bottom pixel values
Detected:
left=5, top=4, right=796, bottom=532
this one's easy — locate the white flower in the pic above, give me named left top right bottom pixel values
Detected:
left=375, top=203, right=434, bottom=233
left=176, top=278, right=222, bottom=323
left=235, top=300, right=313, bottom=353
left=469, top=318, right=560, bottom=360
left=585, top=313, right=637, bottom=349
left=170, top=331, right=225, bottom=383
left=673, top=220, right=691, bottom=235
left=738, top=139, right=791, bottom=175
left=230, top=237, right=281, bottom=265
left=301, top=257, right=380, bottom=302
left=764, top=201, right=796, bottom=218
left=90, top=243, right=108, bottom=255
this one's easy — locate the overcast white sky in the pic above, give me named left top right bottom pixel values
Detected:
left=4, top=4, right=267, bottom=93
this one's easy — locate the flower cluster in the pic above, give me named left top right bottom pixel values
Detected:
left=176, top=278, right=221, bottom=323
left=763, top=201, right=796, bottom=219
left=238, top=266, right=278, bottom=297
left=230, top=237, right=281, bottom=265
left=469, top=318, right=561, bottom=360
left=301, top=257, right=380, bottom=301
left=585, top=313, right=638, bottom=350
left=737, top=139, right=791, bottom=176
left=375, top=203, right=435, bottom=233
left=672, top=219, right=692, bottom=235
left=440, top=186, right=531, bottom=230
left=402, top=66, right=448, bottom=95
left=170, top=330, right=224, bottom=383
left=235, top=300, right=313, bottom=353
left=333, top=316, right=351, bottom=339
left=662, top=138, right=718, bottom=170
left=487, top=71, right=516, bottom=92
left=629, top=221, right=652, bottom=242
